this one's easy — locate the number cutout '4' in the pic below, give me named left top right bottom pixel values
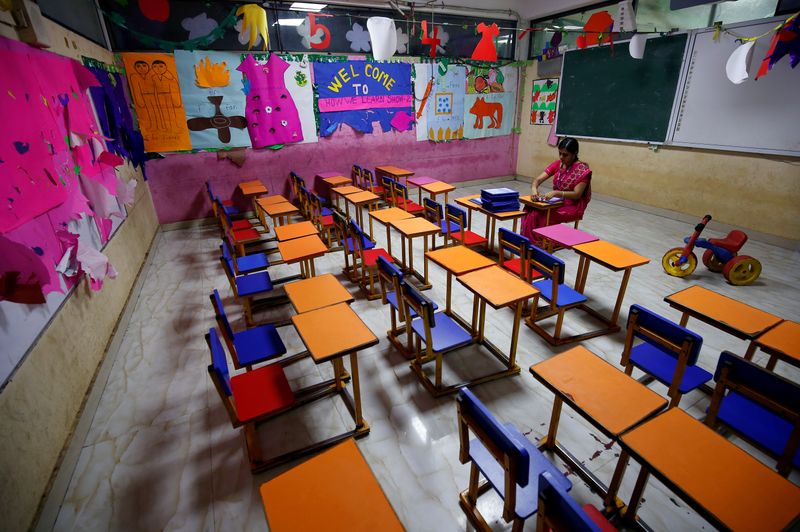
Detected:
left=421, top=20, right=440, bottom=58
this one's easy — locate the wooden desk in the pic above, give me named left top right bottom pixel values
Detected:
left=277, top=235, right=328, bottom=278
left=332, top=185, right=363, bottom=212
left=375, top=165, right=414, bottom=185
left=407, top=175, right=437, bottom=203
left=533, top=223, right=598, bottom=252
left=746, top=320, right=799, bottom=371
left=292, top=303, right=379, bottom=434
left=665, top=285, right=783, bottom=340
left=284, top=273, right=354, bottom=314
left=425, top=246, right=495, bottom=313
left=616, top=408, right=800, bottom=529
left=322, top=175, right=351, bottom=187
left=274, top=220, right=319, bottom=242
left=455, top=195, right=525, bottom=251
left=420, top=180, right=455, bottom=206
left=388, top=217, right=440, bottom=290
left=258, top=194, right=288, bottom=206
left=240, top=180, right=269, bottom=223
left=346, top=190, right=381, bottom=229
left=259, top=200, right=299, bottom=227
left=572, top=240, right=650, bottom=329
left=259, top=439, right=403, bottom=532
left=367, top=207, right=413, bottom=248
left=520, top=194, right=563, bottom=227
left=530, top=346, right=667, bottom=505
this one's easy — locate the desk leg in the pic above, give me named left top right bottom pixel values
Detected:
left=349, top=352, right=364, bottom=428
left=512, top=217, right=519, bottom=233
left=446, top=272, right=453, bottom=314
left=610, top=268, right=632, bottom=325
left=471, top=294, right=480, bottom=336
left=333, top=358, right=344, bottom=390
left=544, top=397, right=562, bottom=451
left=679, top=312, right=689, bottom=328
left=744, top=341, right=758, bottom=361
left=344, top=200, right=351, bottom=220
left=623, top=467, right=651, bottom=525
left=408, top=236, right=415, bottom=276
left=604, top=450, right=630, bottom=511
left=309, top=258, right=317, bottom=277
left=576, top=257, right=591, bottom=293
left=423, top=236, right=430, bottom=286
left=508, top=301, right=523, bottom=368
left=385, top=225, right=393, bottom=257
left=545, top=209, right=551, bottom=226
left=574, top=256, right=587, bottom=292
left=444, top=191, right=449, bottom=205
left=478, top=300, right=486, bottom=342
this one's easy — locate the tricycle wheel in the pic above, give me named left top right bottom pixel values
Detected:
left=662, top=248, right=697, bottom=277
left=723, top=256, right=761, bottom=285
left=702, top=249, right=727, bottom=272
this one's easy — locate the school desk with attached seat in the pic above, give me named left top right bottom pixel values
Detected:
left=367, top=207, right=413, bottom=248
left=426, top=245, right=495, bottom=315
left=276, top=234, right=328, bottom=278
left=331, top=185, right=362, bottom=213
left=746, top=319, right=800, bottom=371
left=519, top=195, right=564, bottom=228
left=283, top=273, right=354, bottom=314
left=421, top=180, right=455, bottom=206
left=345, top=190, right=381, bottom=230
left=529, top=346, right=667, bottom=510
left=388, top=216, right=440, bottom=290
left=454, top=195, right=525, bottom=252
left=533, top=223, right=598, bottom=253
left=238, top=179, right=269, bottom=220
left=407, top=175, right=437, bottom=203
left=273, top=220, right=319, bottom=242
left=375, top=164, right=414, bottom=185
left=259, top=199, right=300, bottom=228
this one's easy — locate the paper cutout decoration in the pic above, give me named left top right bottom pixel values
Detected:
left=466, top=66, right=508, bottom=94
left=217, top=147, right=247, bottom=167
left=181, top=13, right=218, bottom=39
left=283, top=56, right=318, bottom=145
left=346, top=22, right=371, bottom=52
left=421, top=20, right=440, bottom=58
left=238, top=54, right=303, bottom=148
left=579, top=11, right=614, bottom=48
left=314, top=60, right=413, bottom=136
left=471, top=23, right=499, bottom=62
left=174, top=51, right=250, bottom=149
left=298, top=14, right=332, bottom=50
left=413, top=63, right=432, bottom=141
left=463, top=65, right=517, bottom=139
left=426, top=65, right=466, bottom=142
left=139, top=0, right=170, bottom=22
left=0, top=271, right=46, bottom=304
left=236, top=4, right=269, bottom=51
left=726, top=41, right=755, bottom=84
left=367, top=17, right=397, bottom=60
left=121, top=53, right=191, bottom=152
left=531, top=78, right=558, bottom=125
left=396, top=27, right=409, bottom=54
left=629, top=33, right=647, bottom=59
left=755, top=16, right=800, bottom=80
left=618, top=1, right=636, bottom=32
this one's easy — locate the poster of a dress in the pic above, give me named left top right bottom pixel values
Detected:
left=463, top=65, right=517, bottom=139
left=425, top=64, right=466, bottom=142
left=174, top=50, right=250, bottom=149
left=313, top=60, right=413, bottom=136
left=531, top=78, right=558, bottom=125
left=121, top=53, right=192, bottom=152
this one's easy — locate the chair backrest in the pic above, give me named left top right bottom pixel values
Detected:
left=400, top=279, right=436, bottom=328
left=381, top=175, right=397, bottom=203
left=498, top=228, right=530, bottom=278
left=394, top=181, right=409, bottom=201
left=352, top=165, right=362, bottom=187
left=445, top=203, right=467, bottom=231
left=363, top=169, right=377, bottom=189
left=423, top=198, right=443, bottom=224
left=220, top=238, right=238, bottom=275
left=348, top=220, right=368, bottom=257
left=376, top=255, right=405, bottom=314
left=210, top=289, right=235, bottom=341
left=625, top=305, right=703, bottom=365
left=537, top=471, right=602, bottom=532
left=527, top=244, right=565, bottom=285
left=712, top=351, right=800, bottom=418
left=206, top=327, right=231, bottom=396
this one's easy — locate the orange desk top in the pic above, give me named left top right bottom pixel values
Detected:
left=425, top=245, right=495, bottom=275
left=369, top=207, right=414, bottom=224
left=347, top=191, right=380, bottom=204
left=262, top=201, right=299, bottom=217
left=455, top=194, right=482, bottom=211
left=572, top=240, right=650, bottom=271
left=292, top=303, right=379, bottom=362
left=277, top=235, right=328, bottom=263
left=665, top=285, right=782, bottom=339
left=457, top=265, right=538, bottom=307
left=389, top=217, right=440, bottom=236
left=284, top=273, right=354, bottom=314
left=322, top=175, right=351, bottom=186
left=421, top=181, right=455, bottom=194
left=256, top=194, right=288, bottom=207
left=239, top=180, right=268, bottom=195
left=519, top=194, right=563, bottom=210
left=260, top=439, right=403, bottom=532
left=621, top=408, right=800, bottom=531
left=530, top=346, right=667, bottom=436
left=376, top=165, right=414, bottom=177
left=755, top=320, right=799, bottom=363
left=332, top=185, right=362, bottom=196
left=274, top=221, right=319, bottom=242
left=455, top=194, right=525, bottom=219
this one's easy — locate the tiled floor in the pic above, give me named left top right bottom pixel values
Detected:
left=51, top=180, right=799, bottom=531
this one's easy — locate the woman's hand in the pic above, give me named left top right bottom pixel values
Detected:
left=544, top=190, right=561, bottom=200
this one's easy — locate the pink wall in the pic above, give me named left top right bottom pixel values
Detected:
left=146, top=125, right=520, bottom=224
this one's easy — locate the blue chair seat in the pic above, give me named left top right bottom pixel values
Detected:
left=629, top=343, right=712, bottom=394
left=236, top=253, right=270, bottom=274
left=716, top=392, right=800, bottom=468
left=232, top=323, right=287, bottom=366
left=235, top=270, right=274, bottom=296
left=439, top=220, right=459, bottom=234
left=411, top=312, right=472, bottom=353
left=470, top=422, right=571, bottom=520
left=224, top=205, right=241, bottom=216
left=321, top=207, right=333, bottom=216
left=342, top=235, right=376, bottom=252
left=386, top=291, right=438, bottom=317
left=533, top=280, right=587, bottom=307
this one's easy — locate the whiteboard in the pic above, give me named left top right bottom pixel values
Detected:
left=669, top=17, right=800, bottom=156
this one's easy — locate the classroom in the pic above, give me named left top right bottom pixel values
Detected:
left=1, top=0, right=799, bottom=530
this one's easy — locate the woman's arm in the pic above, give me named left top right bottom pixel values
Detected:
left=531, top=171, right=551, bottom=196
left=544, top=181, right=588, bottom=201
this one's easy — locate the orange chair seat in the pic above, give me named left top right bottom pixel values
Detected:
left=452, top=231, right=487, bottom=246
left=230, top=364, right=296, bottom=423
left=232, top=219, right=253, bottom=230
left=362, top=248, right=394, bottom=267
left=708, top=230, right=748, bottom=253
left=233, top=227, right=261, bottom=242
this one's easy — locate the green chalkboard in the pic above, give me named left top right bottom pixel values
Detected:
left=556, top=34, right=688, bottom=143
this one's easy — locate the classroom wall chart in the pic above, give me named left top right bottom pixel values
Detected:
left=313, top=60, right=413, bottom=136
left=531, top=78, right=558, bottom=125
left=425, top=64, right=466, bottom=142
left=121, top=52, right=192, bottom=152
left=174, top=50, right=251, bottom=150
left=280, top=55, right=318, bottom=145
left=463, top=65, right=517, bottom=139
left=413, top=62, right=432, bottom=141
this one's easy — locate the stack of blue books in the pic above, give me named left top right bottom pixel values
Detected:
left=478, top=187, right=520, bottom=213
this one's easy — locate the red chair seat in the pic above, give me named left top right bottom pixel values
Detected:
left=230, top=364, right=296, bottom=423
left=222, top=199, right=235, bottom=206
left=582, top=504, right=617, bottom=532
left=320, top=215, right=335, bottom=227
left=398, top=200, right=424, bottom=214
left=232, top=219, right=253, bottom=230
left=708, top=230, right=748, bottom=253
left=232, top=227, right=261, bottom=242
left=501, top=258, right=544, bottom=280
left=363, top=248, right=393, bottom=267
left=452, top=231, right=487, bottom=246
left=368, top=185, right=384, bottom=194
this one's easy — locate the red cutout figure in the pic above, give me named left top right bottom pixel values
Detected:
left=581, top=11, right=614, bottom=48
left=421, top=20, right=440, bottom=58
left=308, top=14, right=332, bottom=50
left=139, top=0, right=170, bottom=22
left=472, top=22, right=499, bottom=62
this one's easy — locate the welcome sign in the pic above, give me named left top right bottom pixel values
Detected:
left=313, top=60, right=413, bottom=136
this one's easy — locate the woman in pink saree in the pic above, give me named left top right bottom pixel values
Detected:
left=521, top=137, right=592, bottom=243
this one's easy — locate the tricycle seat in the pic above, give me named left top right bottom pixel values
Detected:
left=708, top=230, right=748, bottom=253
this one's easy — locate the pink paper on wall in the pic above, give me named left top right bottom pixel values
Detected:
left=1, top=214, right=65, bottom=294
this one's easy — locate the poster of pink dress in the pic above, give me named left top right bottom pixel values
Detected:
left=237, top=54, right=304, bottom=148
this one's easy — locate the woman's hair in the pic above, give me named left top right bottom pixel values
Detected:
left=557, top=137, right=579, bottom=155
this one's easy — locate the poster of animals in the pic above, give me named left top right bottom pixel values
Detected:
left=121, top=53, right=192, bottom=152
left=174, top=50, right=250, bottom=150
left=531, top=78, right=558, bottom=125
left=462, top=65, right=517, bottom=139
